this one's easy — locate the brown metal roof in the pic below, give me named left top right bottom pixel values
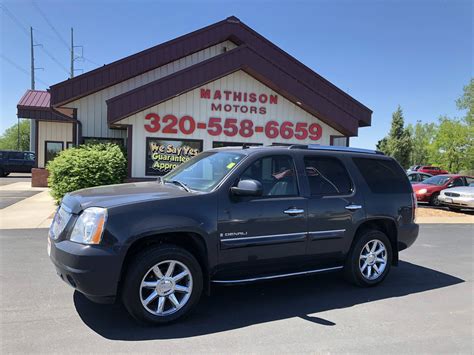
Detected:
left=50, top=16, right=371, bottom=128
left=17, top=90, right=75, bottom=122
left=107, top=46, right=360, bottom=136
left=17, top=90, right=51, bottom=110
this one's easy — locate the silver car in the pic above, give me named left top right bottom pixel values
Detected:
left=438, top=183, right=474, bottom=211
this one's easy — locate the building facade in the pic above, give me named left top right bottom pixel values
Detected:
left=17, top=16, right=372, bottom=183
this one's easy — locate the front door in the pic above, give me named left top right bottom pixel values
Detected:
left=302, top=154, right=364, bottom=266
left=216, top=154, right=307, bottom=279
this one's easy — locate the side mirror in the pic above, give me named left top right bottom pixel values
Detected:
left=231, top=179, right=263, bottom=197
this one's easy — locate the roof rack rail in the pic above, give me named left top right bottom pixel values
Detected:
left=287, top=144, right=384, bottom=155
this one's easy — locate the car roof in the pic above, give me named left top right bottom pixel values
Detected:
left=208, top=144, right=386, bottom=157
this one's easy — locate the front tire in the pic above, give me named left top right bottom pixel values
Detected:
left=121, top=245, right=203, bottom=325
left=344, top=230, right=392, bottom=287
left=430, top=192, right=441, bottom=206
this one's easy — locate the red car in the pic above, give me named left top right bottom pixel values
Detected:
left=417, top=165, right=449, bottom=175
left=412, top=174, right=471, bottom=206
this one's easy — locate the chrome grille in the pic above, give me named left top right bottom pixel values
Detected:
left=49, top=205, right=72, bottom=240
left=444, top=192, right=460, bottom=197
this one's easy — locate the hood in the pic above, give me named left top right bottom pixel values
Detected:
left=441, top=186, right=474, bottom=195
left=412, top=183, right=442, bottom=191
left=62, top=181, right=193, bottom=213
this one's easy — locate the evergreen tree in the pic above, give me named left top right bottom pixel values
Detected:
left=378, top=106, right=412, bottom=168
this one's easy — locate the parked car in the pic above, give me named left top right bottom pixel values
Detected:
left=48, top=145, right=418, bottom=324
left=0, top=150, right=35, bottom=177
left=412, top=174, right=473, bottom=206
left=417, top=165, right=449, bottom=175
left=438, top=183, right=474, bottom=211
left=406, top=165, right=421, bottom=173
left=407, top=171, right=432, bottom=184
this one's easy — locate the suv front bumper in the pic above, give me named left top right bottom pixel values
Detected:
left=48, top=237, right=122, bottom=304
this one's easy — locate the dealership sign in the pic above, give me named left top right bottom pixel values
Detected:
left=144, top=88, right=323, bottom=141
left=146, top=138, right=202, bottom=176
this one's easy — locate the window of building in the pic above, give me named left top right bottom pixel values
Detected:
left=304, top=156, right=352, bottom=195
left=353, top=158, right=411, bottom=194
left=330, top=136, right=348, bottom=147
left=239, top=155, right=298, bottom=197
left=66, top=142, right=74, bottom=149
left=45, top=141, right=63, bottom=165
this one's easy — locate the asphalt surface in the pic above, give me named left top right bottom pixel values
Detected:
left=0, top=173, right=32, bottom=186
left=0, top=224, right=472, bottom=353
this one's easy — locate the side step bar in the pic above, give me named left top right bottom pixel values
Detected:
left=211, top=266, right=343, bottom=284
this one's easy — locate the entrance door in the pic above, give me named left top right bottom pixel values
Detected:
left=216, top=154, right=307, bottom=279
left=303, top=155, right=363, bottom=266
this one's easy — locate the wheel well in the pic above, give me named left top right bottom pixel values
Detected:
left=118, top=232, right=209, bottom=295
left=353, top=219, right=399, bottom=265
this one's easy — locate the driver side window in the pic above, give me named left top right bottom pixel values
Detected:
left=240, top=155, right=298, bottom=197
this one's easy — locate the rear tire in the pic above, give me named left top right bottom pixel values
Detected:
left=344, top=230, right=392, bottom=287
left=121, top=244, right=203, bottom=325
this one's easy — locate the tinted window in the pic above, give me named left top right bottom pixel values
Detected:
left=451, top=178, right=464, bottom=187
left=24, top=152, right=35, bottom=161
left=240, top=155, right=297, bottom=197
left=304, top=156, right=352, bottom=195
left=353, top=158, right=411, bottom=194
left=9, top=152, right=24, bottom=159
left=407, top=173, right=418, bottom=182
left=45, top=142, right=63, bottom=165
left=466, top=177, right=474, bottom=185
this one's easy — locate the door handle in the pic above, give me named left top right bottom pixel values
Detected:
left=284, top=208, right=305, bottom=215
left=345, top=204, right=362, bottom=211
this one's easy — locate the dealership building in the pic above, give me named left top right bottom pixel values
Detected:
left=17, top=16, right=372, bottom=185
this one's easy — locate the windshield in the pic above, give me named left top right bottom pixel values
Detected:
left=163, top=151, right=245, bottom=192
left=422, top=175, right=451, bottom=186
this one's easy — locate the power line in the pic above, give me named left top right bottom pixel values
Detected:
left=31, top=0, right=70, bottom=50
left=0, top=3, right=29, bottom=36
left=1, top=54, right=49, bottom=87
left=2, top=3, right=69, bottom=75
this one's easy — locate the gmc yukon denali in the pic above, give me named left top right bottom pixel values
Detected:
left=48, top=145, right=419, bottom=324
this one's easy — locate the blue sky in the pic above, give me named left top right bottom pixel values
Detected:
left=1, top=0, right=472, bottom=148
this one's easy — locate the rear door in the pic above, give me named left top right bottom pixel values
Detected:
left=302, top=154, right=364, bottom=265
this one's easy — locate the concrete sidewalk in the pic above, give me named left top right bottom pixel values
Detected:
left=0, top=187, right=56, bottom=230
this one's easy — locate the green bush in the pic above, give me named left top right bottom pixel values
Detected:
left=47, top=143, right=127, bottom=202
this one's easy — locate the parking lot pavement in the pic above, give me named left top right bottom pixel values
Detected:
left=0, top=224, right=472, bottom=354
left=0, top=173, right=32, bottom=186
left=0, top=190, right=41, bottom=209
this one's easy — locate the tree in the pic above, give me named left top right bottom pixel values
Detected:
left=431, top=116, right=472, bottom=172
left=377, top=106, right=412, bottom=168
left=406, top=121, right=437, bottom=165
left=456, top=78, right=474, bottom=125
left=0, top=120, right=30, bottom=151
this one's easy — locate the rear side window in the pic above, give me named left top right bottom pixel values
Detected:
left=353, top=158, right=411, bottom=194
left=304, top=156, right=352, bottom=195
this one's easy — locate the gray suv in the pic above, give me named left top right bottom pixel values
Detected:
left=48, top=145, right=418, bottom=324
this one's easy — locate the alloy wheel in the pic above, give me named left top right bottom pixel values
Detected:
left=139, top=260, right=193, bottom=316
left=359, top=239, right=387, bottom=281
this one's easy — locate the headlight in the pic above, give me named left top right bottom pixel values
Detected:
left=417, top=189, right=427, bottom=194
left=70, top=207, right=107, bottom=244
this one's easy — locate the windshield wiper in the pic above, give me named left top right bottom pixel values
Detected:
left=165, top=180, right=191, bottom=192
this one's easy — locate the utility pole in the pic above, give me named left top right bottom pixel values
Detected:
left=30, top=26, right=35, bottom=89
left=70, top=27, right=74, bottom=78
left=29, top=27, right=42, bottom=152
